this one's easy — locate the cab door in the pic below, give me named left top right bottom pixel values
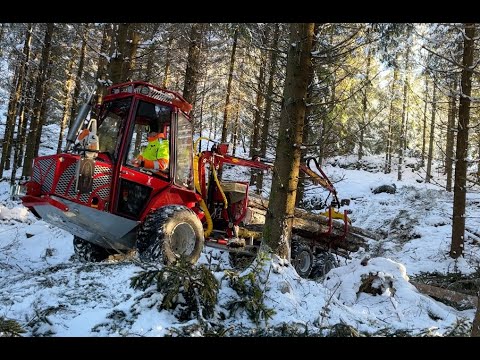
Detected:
left=114, top=100, right=173, bottom=219
left=172, top=110, right=195, bottom=191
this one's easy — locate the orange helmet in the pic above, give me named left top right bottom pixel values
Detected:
left=147, top=131, right=166, bottom=142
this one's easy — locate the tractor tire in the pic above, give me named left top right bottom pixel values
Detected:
left=73, top=236, right=111, bottom=262
left=137, top=205, right=204, bottom=265
left=291, top=242, right=314, bottom=278
left=310, top=251, right=338, bottom=279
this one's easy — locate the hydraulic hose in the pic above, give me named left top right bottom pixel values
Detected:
left=193, top=138, right=215, bottom=237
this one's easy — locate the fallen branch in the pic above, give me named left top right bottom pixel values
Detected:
left=411, top=281, right=478, bottom=309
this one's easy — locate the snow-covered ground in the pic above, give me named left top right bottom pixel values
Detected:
left=1, top=146, right=478, bottom=337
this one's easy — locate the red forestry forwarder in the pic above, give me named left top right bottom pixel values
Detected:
left=18, top=81, right=352, bottom=278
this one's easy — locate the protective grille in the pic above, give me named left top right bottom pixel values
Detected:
left=55, top=162, right=77, bottom=197
left=53, top=160, right=112, bottom=204
left=95, top=187, right=110, bottom=200
left=91, top=165, right=112, bottom=201
left=95, top=166, right=112, bottom=175
left=32, top=157, right=113, bottom=205
left=77, top=173, right=112, bottom=203
left=79, top=193, right=90, bottom=203
left=32, top=158, right=56, bottom=193
left=32, top=164, right=41, bottom=184
left=43, top=168, right=55, bottom=193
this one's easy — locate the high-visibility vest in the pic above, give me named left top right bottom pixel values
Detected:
left=139, top=139, right=169, bottom=170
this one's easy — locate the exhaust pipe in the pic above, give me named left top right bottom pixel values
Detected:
left=65, top=93, right=94, bottom=152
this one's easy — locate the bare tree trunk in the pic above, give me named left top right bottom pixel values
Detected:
left=446, top=81, right=454, bottom=176
left=231, top=50, right=246, bottom=156
left=0, top=24, right=32, bottom=178
left=14, top=68, right=35, bottom=170
left=11, top=28, right=36, bottom=184
left=384, top=56, right=399, bottom=174
left=144, top=44, right=155, bottom=83
left=195, top=38, right=212, bottom=143
left=297, top=103, right=310, bottom=207
left=421, top=76, right=428, bottom=168
left=162, top=34, right=174, bottom=88
left=108, top=23, right=128, bottom=84
left=143, top=25, right=161, bottom=82
left=319, top=63, right=337, bottom=166
left=69, top=23, right=89, bottom=127
left=0, top=24, right=5, bottom=57
left=472, top=292, right=480, bottom=337
left=123, top=24, right=139, bottom=81
left=133, top=25, right=160, bottom=154
left=262, top=23, right=314, bottom=259
left=23, top=23, right=54, bottom=177
left=0, top=23, right=4, bottom=46
left=397, top=45, right=410, bottom=181
left=197, top=74, right=208, bottom=141
left=213, top=114, right=217, bottom=139
left=359, top=44, right=372, bottom=161
left=95, top=23, right=113, bottom=99
left=232, top=106, right=240, bottom=156
left=183, top=23, right=205, bottom=120
left=0, top=63, right=20, bottom=178
left=426, top=82, right=437, bottom=183
left=105, top=23, right=140, bottom=88
left=10, top=102, right=27, bottom=185
left=250, top=38, right=267, bottom=159
left=256, top=24, right=280, bottom=193
left=250, top=38, right=267, bottom=161
left=451, top=23, right=476, bottom=259
left=446, top=77, right=457, bottom=192
left=249, top=58, right=266, bottom=185
left=476, top=143, right=480, bottom=184
left=297, top=23, right=319, bottom=207
left=404, top=89, right=410, bottom=153
left=57, top=46, right=76, bottom=154
left=221, top=26, right=239, bottom=143
left=34, top=61, right=53, bottom=158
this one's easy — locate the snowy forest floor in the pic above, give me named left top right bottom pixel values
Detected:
left=1, top=151, right=480, bottom=337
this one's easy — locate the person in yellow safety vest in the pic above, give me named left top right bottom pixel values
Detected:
left=133, top=131, right=169, bottom=171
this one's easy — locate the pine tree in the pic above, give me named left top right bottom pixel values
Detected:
left=221, top=26, right=239, bottom=143
left=262, top=23, right=314, bottom=258
left=183, top=23, right=205, bottom=120
left=23, top=23, right=54, bottom=177
left=426, top=81, right=437, bottom=183
left=451, top=23, right=476, bottom=259
left=256, top=24, right=280, bottom=194
left=0, top=24, right=33, bottom=178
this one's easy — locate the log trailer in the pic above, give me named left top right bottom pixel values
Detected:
left=19, top=81, right=356, bottom=278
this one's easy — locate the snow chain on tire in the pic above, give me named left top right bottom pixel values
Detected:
left=291, top=241, right=314, bottom=278
left=73, top=236, right=111, bottom=262
left=310, top=251, right=338, bottom=279
left=137, top=205, right=204, bottom=265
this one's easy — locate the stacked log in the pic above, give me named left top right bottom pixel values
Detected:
left=244, top=194, right=380, bottom=253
